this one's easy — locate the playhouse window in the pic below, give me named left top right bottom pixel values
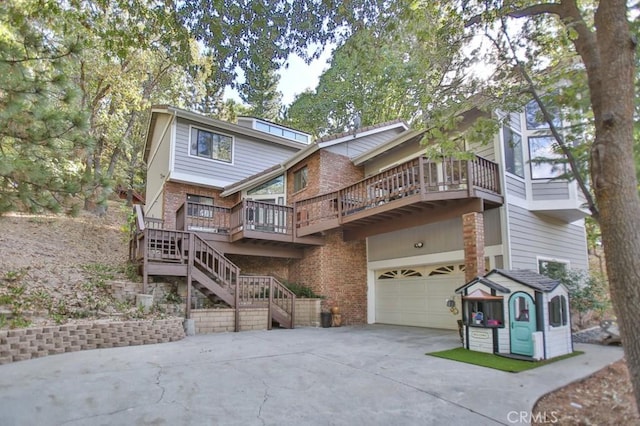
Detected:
left=463, top=299, right=504, bottom=328
left=549, top=295, right=568, bottom=327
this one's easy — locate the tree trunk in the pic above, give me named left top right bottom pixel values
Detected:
left=589, top=0, right=640, bottom=410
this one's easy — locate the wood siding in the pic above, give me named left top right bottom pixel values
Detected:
left=145, top=114, right=172, bottom=219
left=325, top=128, right=405, bottom=160
left=532, top=181, right=570, bottom=200
left=507, top=205, right=588, bottom=270
left=367, top=208, right=502, bottom=262
left=506, top=175, right=526, bottom=199
left=363, top=139, right=424, bottom=177
left=172, top=118, right=298, bottom=186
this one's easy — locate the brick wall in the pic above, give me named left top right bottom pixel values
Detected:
left=226, top=255, right=292, bottom=281
left=318, top=150, right=364, bottom=193
left=0, top=318, right=185, bottom=365
left=162, top=181, right=240, bottom=230
left=289, top=229, right=367, bottom=325
left=463, top=212, right=485, bottom=282
left=287, top=150, right=365, bottom=203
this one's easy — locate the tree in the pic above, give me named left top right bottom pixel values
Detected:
left=450, top=0, right=640, bottom=408
left=0, top=1, right=90, bottom=214
left=285, top=3, right=473, bottom=136
left=238, top=60, right=284, bottom=121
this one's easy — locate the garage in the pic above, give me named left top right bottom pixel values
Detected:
left=375, top=264, right=465, bottom=330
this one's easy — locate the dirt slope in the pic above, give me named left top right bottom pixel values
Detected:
left=0, top=201, right=135, bottom=327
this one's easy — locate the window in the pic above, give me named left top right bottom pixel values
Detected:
left=254, top=120, right=310, bottom=143
left=538, top=259, right=567, bottom=278
left=190, top=128, right=232, bottom=163
left=529, top=136, right=565, bottom=179
left=525, top=100, right=561, bottom=130
left=549, top=295, right=568, bottom=327
left=503, top=126, right=524, bottom=178
left=294, top=166, right=308, bottom=192
left=248, top=175, right=285, bottom=196
left=186, top=194, right=214, bottom=217
left=463, top=298, right=504, bottom=328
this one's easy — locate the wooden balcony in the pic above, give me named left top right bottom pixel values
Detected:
left=176, top=200, right=324, bottom=251
left=293, top=155, right=503, bottom=240
left=173, top=155, right=502, bottom=246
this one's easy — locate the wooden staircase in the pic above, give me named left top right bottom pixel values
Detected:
left=130, top=206, right=295, bottom=330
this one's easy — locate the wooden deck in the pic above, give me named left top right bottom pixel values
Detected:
left=294, top=155, right=503, bottom=239
left=172, top=154, right=503, bottom=245
left=130, top=207, right=296, bottom=330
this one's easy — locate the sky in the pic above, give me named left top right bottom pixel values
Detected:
left=224, top=45, right=334, bottom=107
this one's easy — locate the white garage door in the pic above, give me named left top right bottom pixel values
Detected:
left=375, top=265, right=464, bottom=330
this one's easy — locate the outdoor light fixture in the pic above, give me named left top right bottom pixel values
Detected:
left=414, top=242, right=424, bottom=249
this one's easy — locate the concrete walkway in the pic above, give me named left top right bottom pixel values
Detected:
left=0, top=325, right=623, bottom=426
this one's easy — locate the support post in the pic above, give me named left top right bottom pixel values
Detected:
left=185, top=233, right=194, bottom=319
left=268, top=279, right=273, bottom=331
left=234, top=273, right=240, bottom=332
left=463, top=212, right=486, bottom=282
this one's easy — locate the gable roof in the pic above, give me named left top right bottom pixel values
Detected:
left=456, top=277, right=512, bottom=294
left=143, top=105, right=307, bottom=163
left=352, top=129, right=427, bottom=166
left=221, top=122, right=407, bottom=197
left=488, top=269, right=561, bottom=292
left=316, top=119, right=409, bottom=148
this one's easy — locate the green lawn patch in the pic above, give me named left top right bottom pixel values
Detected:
left=426, top=348, right=583, bottom=373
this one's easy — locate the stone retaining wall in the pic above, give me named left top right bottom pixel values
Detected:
left=294, top=298, right=321, bottom=327
left=0, top=318, right=185, bottom=365
left=192, top=308, right=269, bottom=333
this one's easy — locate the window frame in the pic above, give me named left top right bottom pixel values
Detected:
left=186, top=194, right=214, bottom=218
left=548, top=295, right=568, bottom=328
left=537, top=258, right=569, bottom=277
left=502, top=126, right=525, bottom=178
left=462, top=298, right=505, bottom=328
left=293, top=166, right=308, bottom=192
left=189, top=125, right=234, bottom=164
left=528, top=135, right=566, bottom=180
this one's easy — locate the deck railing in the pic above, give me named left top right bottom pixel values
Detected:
left=177, top=201, right=231, bottom=233
left=230, top=200, right=293, bottom=235
left=294, top=154, right=500, bottom=228
left=238, top=275, right=295, bottom=328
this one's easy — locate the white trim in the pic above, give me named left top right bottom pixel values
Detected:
left=169, top=113, right=176, bottom=175
left=148, top=114, right=174, bottom=167
left=187, top=124, right=235, bottom=165
left=318, top=122, right=408, bottom=148
left=536, top=256, right=571, bottom=273
left=169, top=171, right=231, bottom=189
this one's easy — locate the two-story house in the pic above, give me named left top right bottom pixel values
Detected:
left=135, top=103, right=588, bottom=330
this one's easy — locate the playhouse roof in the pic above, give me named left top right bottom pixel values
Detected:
left=455, top=277, right=511, bottom=294
left=489, top=269, right=561, bottom=292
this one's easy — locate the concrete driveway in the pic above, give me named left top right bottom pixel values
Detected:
left=0, top=325, right=623, bottom=425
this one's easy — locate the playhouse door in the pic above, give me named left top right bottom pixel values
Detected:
left=509, top=293, right=537, bottom=356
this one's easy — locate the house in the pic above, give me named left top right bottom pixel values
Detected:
left=134, top=102, right=588, bottom=332
left=456, top=269, right=573, bottom=360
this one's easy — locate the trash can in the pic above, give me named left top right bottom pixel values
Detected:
left=320, top=312, right=332, bottom=328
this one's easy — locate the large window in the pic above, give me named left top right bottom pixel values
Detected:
left=294, top=166, right=308, bottom=192
left=248, top=175, right=285, bottom=196
left=549, top=295, right=568, bottom=327
left=529, top=136, right=565, bottom=179
left=190, top=128, right=232, bottom=163
left=525, top=100, right=561, bottom=130
left=503, top=126, right=524, bottom=178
